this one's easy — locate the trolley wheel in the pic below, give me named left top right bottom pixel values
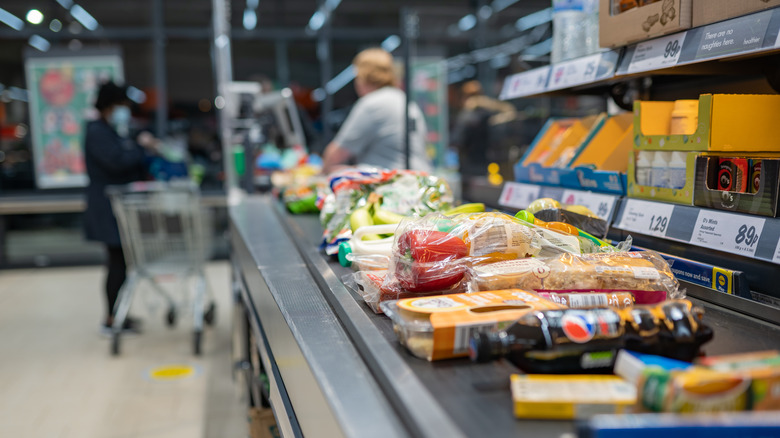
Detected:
left=166, top=308, right=177, bottom=327
left=193, top=330, right=202, bottom=356
left=204, top=303, right=216, bottom=326
left=111, top=334, right=120, bottom=356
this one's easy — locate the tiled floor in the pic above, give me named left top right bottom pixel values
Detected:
left=0, top=262, right=248, bottom=438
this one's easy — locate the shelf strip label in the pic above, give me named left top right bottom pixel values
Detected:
left=561, top=189, right=617, bottom=221
left=690, top=209, right=766, bottom=258
left=692, top=10, right=772, bottom=61
left=499, top=66, right=550, bottom=100
left=627, top=32, right=687, bottom=74
left=616, top=199, right=675, bottom=238
left=499, top=182, right=541, bottom=210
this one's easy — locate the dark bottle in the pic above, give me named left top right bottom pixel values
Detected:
left=469, top=300, right=713, bottom=374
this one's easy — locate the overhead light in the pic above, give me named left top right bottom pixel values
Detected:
left=56, top=0, right=74, bottom=9
left=311, top=88, right=326, bottom=102
left=28, top=35, right=51, bottom=52
left=247, top=0, right=259, bottom=8
left=214, top=95, right=226, bottom=109
left=515, top=7, right=552, bottom=32
left=49, top=19, right=62, bottom=32
left=26, top=9, right=44, bottom=25
left=380, top=35, right=401, bottom=52
left=324, top=65, right=355, bottom=95
left=126, top=86, right=146, bottom=104
left=0, top=7, right=24, bottom=30
left=242, top=9, right=257, bottom=30
left=478, top=5, right=493, bottom=20
left=492, top=0, right=520, bottom=13
left=308, top=10, right=326, bottom=31
left=457, top=14, right=476, bottom=32
left=70, top=4, right=98, bottom=31
left=324, top=0, right=342, bottom=9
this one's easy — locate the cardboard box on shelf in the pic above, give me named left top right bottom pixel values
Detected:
left=692, top=0, right=780, bottom=28
left=694, top=154, right=780, bottom=217
left=627, top=149, right=698, bottom=205
left=571, top=112, right=634, bottom=172
left=600, top=0, right=692, bottom=48
left=249, top=407, right=280, bottom=438
left=634, top=94, right=780, bottom=152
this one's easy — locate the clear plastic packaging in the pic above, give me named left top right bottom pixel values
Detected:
left=344, top=270, right=466, bottom=314
left=467, top=251, right=682, bottom=304
left=383, top=212, right=586, bottom=296
left=317, top=167, right=452, bottom=254
left=533, top=208, right=608, bottom=239
left=380, top=289, right=566, bottom=361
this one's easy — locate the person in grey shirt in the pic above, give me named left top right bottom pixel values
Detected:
left=322, top=48, right=432, bottom=174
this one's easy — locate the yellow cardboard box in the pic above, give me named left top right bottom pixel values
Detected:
left=634, top=94, right=780, bottom=152
left=572, top=113, right=634, bottom=172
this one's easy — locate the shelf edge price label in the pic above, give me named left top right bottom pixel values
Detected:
left=548, top=53, right=602, bottom=90
left=616, top=199, right=675, bottom=238
left=627, top=32, right=687, bottom=74
left=499, top=182, right=541, bottom=209
left=772, top=237, right=780, bottom=264
left=500, top=67, right=550, bottom=100
left=691, top=210, right=766, bottom=258
left=561, top=189, right=616, bottom=221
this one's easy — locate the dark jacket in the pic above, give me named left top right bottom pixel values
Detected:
left=83, top=119, right=147, bottom=246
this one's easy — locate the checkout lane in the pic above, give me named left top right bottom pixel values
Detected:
left=232, top=194, right=780, bottom=438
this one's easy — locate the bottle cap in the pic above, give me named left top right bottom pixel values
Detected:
left=337, top=242, right=353, bottom=267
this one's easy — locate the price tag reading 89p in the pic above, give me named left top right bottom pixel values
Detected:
left=691, top=210, right=766, bottom=258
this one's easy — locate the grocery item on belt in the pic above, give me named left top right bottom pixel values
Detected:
left=380, top=289, right=565, bottom=361
left=636, top=357, right=780, bottom=413
left=467, top=251, right=681, bottom=304
left=532, top=207, right=608, bottom=239
left=344, top=270, right=466, bottom=314
left=581, top=412, right=780, bottom=437
left=470, top=299, right=713, bottom=374
left=394, top=230, right=469, bottom=292
left=510, top=374, right=636, bottom=420
left=539, top=291, right=635, bottom=309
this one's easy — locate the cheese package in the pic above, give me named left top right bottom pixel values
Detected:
left=510, top=374, right=637, bottom=420
left=379, top=289, right=565, bottom=361
left=467, top=251, right=681, bottom=304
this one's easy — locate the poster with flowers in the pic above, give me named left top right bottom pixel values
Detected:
left=25, top=50, right=123, bottom=188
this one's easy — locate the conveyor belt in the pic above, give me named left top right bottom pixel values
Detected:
left=231, top=195, right=780, bottom=438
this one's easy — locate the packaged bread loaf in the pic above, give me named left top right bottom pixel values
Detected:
left=380, top=289, right=566, bottom=361
left=468, top=251, right=680, bottom=304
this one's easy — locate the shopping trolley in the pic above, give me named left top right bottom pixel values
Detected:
left=106, top=180, right=216, bottom=356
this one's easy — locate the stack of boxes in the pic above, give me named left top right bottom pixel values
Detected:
left=628, top=94, right=780, bottom=216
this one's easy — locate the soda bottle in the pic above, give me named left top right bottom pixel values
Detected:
left=469, top=300, right=713, bottom=374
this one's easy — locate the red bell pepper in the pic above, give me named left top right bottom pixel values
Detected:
left=396, top=230, right=469, bottom=292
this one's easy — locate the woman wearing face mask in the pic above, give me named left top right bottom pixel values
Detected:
left=84, top=81, right=158, bottom=335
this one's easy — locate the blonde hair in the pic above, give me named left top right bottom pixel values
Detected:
left=353, top=48, right=396, bottom=89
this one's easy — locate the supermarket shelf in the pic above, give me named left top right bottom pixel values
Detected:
left=500, top=6, right=780, bottom=100
left=613, top=198, right=780, bottom=266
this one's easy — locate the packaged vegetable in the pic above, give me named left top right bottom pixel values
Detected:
left=380, top=289, right=566, bottom=361
left=467, top=251, right=682, bottom=304
left=533, top=208, right=608, bottom=239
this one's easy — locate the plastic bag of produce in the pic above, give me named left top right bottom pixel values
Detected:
left=533, top=208, right=608, bottom=238
left=467, top=251, right=682, bottom=304
left=317, top=167, right=453, bottom=254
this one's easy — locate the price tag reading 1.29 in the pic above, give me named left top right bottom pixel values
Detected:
left=691, top=210, right=766, bottom=258
left=616, top=199, right=675, bottom=238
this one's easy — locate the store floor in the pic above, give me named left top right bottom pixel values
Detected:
left=0, top=262, right=248, bottom=438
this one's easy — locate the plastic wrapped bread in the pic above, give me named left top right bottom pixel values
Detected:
left=468, top=251, right=681, bottom=304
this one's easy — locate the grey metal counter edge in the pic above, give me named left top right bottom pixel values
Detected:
left=230, top=196, right=410, bottom=438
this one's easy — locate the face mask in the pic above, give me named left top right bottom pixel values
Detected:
left=111, top=105, right=131, bottom=126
